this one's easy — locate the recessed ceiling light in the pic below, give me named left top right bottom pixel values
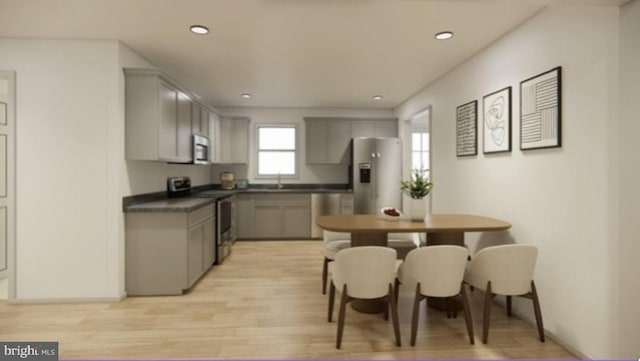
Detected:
left=372, top=95, right=383, bottom=100
left=435, top=31, right=454, bottom=40
left=190, top=25, right=209, bottom=35
left=241, top=93, right=252, bottom=99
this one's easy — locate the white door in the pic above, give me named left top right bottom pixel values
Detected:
left=0, top=71, right=15, bottom=297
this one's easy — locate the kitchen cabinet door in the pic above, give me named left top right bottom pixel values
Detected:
left=201, top=217, right=216, bottom=268
left=253, top=205, right=281, bottom=238
left=282, top=204, right=311, bottom=238
left=220, top=117, right=250, bottom=164
left=158, top=81, right=179, bottom=160
left=177, top=93, right=193, bottom=161
left=351, top=119, right=398, bottom=138
left=209, top=112, right=222, bottom=163
left=200, top=109, right=210, bottom=136
left=236, top=194, right=254, bottom=238
left=187, top=222, right=205, bottom=287
left=305, top=119, right=350, bottom=164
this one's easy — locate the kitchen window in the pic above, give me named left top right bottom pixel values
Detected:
left=257, top=125, right=297, bottom=176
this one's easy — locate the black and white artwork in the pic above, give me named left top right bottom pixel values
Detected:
left=0, top=102, right=6, bottom=125
left=483, top=86, right=511, bottom=154
left=456, top=100, right=477, bottom=157
left=520, top=67, right=562, bottom=150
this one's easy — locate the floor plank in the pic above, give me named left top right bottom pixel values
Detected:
left=0, top=240, right=576, bottom=359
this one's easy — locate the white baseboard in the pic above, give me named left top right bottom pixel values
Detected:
left=8, top=291, right=127, bottom=304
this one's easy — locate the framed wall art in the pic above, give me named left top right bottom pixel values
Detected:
left=483, top=86, right=512, bottom=154
left=520, top=66, right=562, bottom=150
left=456, top=100, right=477, bottom=157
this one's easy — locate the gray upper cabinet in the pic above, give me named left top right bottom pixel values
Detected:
left=219, top=117, right=250, bottom=164
left=125, top=68, right=217, bottom=163
left=305, top=119, right=350, bottom=164
left=209, top=112, right=222, bottom=163
left=351, top=119, right=398, bottom=138
left=305, top=117, right=397, bottom=164
left=191, top=103, right=210, bottom=136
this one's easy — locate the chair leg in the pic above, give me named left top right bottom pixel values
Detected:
left=461, top=284, right=475, bottom=345
left=389, top=284, right=402, bottom=347
left=507, top=295, right=512, bottom=317
left=394, top=278, right=400, bottom=304
left=411, top=283, right=422, bottom=346
left=336, top=284, right=348, bottom=349
left=482, top=281, right=492, bottom=344
left=384, top=299, right=389, bottom=321
left=328, top=281, right=336, bottom=322
left=322, top=257, right=330, bottom=295
left=531, top=280, right=545, bottom=342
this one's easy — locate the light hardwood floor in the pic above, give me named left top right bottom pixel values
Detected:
left=0, top=241, right=575, bottom=359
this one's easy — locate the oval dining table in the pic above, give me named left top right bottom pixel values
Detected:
left=316, top=213, right=512, bottom=313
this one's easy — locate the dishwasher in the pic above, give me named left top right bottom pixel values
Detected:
left=310, top=194, right=342, bottom=239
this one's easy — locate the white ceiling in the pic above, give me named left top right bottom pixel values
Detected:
left=0, top=0, right=628, bottom=109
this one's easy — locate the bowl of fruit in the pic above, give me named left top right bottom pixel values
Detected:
left=379, top=207, right=402, bottom=221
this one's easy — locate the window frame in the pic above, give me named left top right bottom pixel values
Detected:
left=255, top=124, right=299, bottom=178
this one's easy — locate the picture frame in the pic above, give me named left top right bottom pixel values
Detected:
left=520, top=66, right=562, bottom=150
left=456, top=100, right=478, bottom=157
left=483, top=86, right=512, bottom=154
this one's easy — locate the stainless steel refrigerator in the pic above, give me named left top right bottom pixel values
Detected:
left=351, top=137, right=402, bottom=214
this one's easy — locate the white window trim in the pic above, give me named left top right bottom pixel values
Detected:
left=255, top=124, right=299, bottom=179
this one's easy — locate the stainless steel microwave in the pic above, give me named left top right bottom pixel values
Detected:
left=192, top=134, right=210, bottom=165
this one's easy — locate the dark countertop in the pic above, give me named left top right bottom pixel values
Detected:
left=123, top=184, right=352, bottom=213
left=125, top=197, right=216, bottom=213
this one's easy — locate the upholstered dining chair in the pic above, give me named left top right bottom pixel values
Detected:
left=322, top=230, right=350, bottom=294
left=464, top=244, right=544, bottom=344
left=396, top=245, right=474, bottom=346
left=327, top=246, right=402, bottom=349
left=322, top=231, right=419, bottom=294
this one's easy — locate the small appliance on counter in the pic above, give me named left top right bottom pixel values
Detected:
left=167, top=176, right=191, bottom=198
left=220, top=172, right=236, bottom=190
left=236, top=179, right=249, bottom=189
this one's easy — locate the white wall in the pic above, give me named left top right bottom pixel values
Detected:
left=213, top=107, right=394, bottom=184
left=0, top=39, right=123, bottom=299
left=0, top=39, right=214, bottom=301
left=618, top=0, right=640, bottom=358
left=395, top=5, right=621, bottom=358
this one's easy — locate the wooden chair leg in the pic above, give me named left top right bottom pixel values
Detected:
left=507, top=295, right=512, bottom=317
left=336, top=284, right=348, bottom=349
left=482, top=281, right=492, bottom=344
left=531, top=280, right=545, bottom=342
left=328, top=281, right=336, bottom=322
left=411, top=283, right=422, bottom=346
left=394, top=278, right=400, bottom=304
left=388, top=284, right=402, bottom=347
left=383, top=299, right=389, bottom=321
left=322, top=257, right=330, bottom=295
left=461, top=284, right=475, bottom=345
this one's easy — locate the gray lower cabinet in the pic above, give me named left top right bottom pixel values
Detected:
left=126, top=205, right=215, bottom=296
left=237, top=193, right=311, bottom=239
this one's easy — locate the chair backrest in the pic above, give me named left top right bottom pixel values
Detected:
left=466, top=244, right=538, bottom=295
left=324, top=230, right=350, bottom=244
left=333, top=246, right=397, bottom=299
left=398, top=246, right=468, bottom=297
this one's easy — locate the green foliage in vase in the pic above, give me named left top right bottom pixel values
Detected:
left=400, top=169, right=433, bottom=199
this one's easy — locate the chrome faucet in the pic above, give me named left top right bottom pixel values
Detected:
left=277, top=172, right=284, bottom=189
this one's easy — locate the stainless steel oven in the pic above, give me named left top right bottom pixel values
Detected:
left=216, top=194, right=235, bottom=264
